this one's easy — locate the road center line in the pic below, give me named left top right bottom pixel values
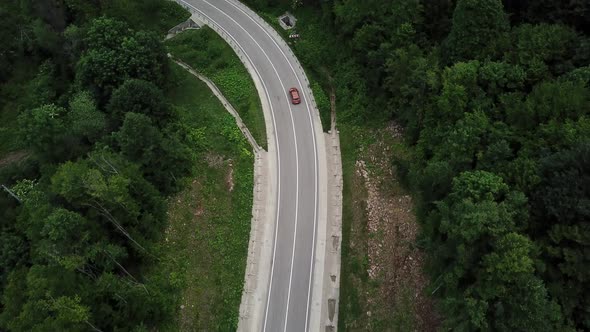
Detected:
left=221, top=2, right=320, bottom=330
left=173, top=2, right=287, bottom=331
left=186, top=1, right=305, bottom=330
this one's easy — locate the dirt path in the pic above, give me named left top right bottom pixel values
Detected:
left=0, top=151, right=29, bottom=168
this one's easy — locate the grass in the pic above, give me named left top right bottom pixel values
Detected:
left=166, top=27, right=267, bottom=150
left=310, top=79, right=332, bottom=131
left=338, top=124, right=371, bottom=330
left=391, top=287, right=418, bottom=331
left=147, top=64, right=253, bottom=331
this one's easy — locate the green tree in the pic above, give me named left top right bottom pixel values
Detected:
left=421, top=0, right=456, bottom=42
left=63, top=24, right=85, bottom=66
left=562, top=66, right=590, bottom=86
left=76, top=17, right=168, bottom=100
left=478, top=61, right=526, bottom=98
left=530, top=141, right=590, bottom=329
left=0, top=2, right=22, bottom=81
left=64, top=0, right=101, bottom=24
left=506, top=24, right=578, bottom=81
left=107, top=79, right=170, bottom=127
left=17, top=104, right=68, bottom=161
left=331, top=0, right=427, bottom=90
left=115, top=112, right=164, bottom=166
left=0, top=268, right=28, bottom=329
left=384, top=44, right=440, bottom=140
left=31, top=18, right=62, bottom=57
left=443, top=0, right=510, bottom=63
left=0, top=265, right=89, bottom=332
left=0, top=231, right=28, bottom=284
left=430, top=60, right=488, bottom=125
left=478, top=233, right=564, bottom=332
left=430, top=171, right=563, bottom=331
left=24, top=61, right=58, bottom=109
left=523, top=0, right=590, bottom=32
left=115, top=112, right=193, bottom=193
left=507, top=80, right=590, bottom=130
left=529, top=80, right=589, bottom=123
left=50, top=150, right=166, bottom=249
left=36, top=209, right=91, bottom=270
left=67, top=91, right=106, bottom=143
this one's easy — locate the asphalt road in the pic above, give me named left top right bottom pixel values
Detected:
left=177, top=1, right=321, bottom=331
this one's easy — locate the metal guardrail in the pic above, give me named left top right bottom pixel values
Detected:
left=228, top=0, right=321, bottom=117
left=169, top=55, right=263, bottom=152
left=168, top=2, right=334, bottom=330
left=171, top=0, right=323, bottom=128
left=172, top=0, right=256, bottom=81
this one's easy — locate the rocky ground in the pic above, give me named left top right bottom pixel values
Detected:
left=353, top=122, right=440, bottom=331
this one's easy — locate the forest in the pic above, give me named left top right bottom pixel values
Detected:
left=1, top=0, right=589, bottom=331
left=0, top=0, right=198, bottom=330
left=245, top=0, right=590, bottom=331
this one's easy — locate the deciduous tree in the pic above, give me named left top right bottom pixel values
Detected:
left=443, top=0, right=510, bottom=63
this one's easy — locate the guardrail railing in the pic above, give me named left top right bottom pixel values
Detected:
left=171, top=0, right=323, bottom=128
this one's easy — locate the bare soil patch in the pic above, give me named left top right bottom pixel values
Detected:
left=0, top=150, right=29, bottom=168
left=226, top=160, right=234, bottom=192
left=349, top=122, right=440, bottom=331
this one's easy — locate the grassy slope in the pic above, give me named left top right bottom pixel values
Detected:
left=338, top=124, right=370, bottom=327
left=166, top=28, right=267, bottom=150
left=148, top=64, right=253, bottom=331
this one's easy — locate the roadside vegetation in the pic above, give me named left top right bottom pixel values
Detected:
left=0, top=1, right=252, bottom=331
left=245, top=0, right=590, bottom=331
left=166, top=28, right=267, bottom=149
left=148, top=65, right=253, bottom=331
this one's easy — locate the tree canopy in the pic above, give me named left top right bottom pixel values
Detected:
left=289, top=0, right=590, bottom=330
left=0, top=1, right=193, bottom=330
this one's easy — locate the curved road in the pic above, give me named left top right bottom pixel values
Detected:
left=175, top=1, right=327, bottom=331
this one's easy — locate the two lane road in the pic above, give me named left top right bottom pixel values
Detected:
left=177, top=1, right=325, bottom=331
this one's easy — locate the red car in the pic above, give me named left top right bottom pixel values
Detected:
left=289, top=87, right=301, bottom=105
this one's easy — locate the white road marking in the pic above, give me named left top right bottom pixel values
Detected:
left=222, top=2, right=320, bottom=331
left=173, top=3, right=288, bottom=331
left=180, top=1, right=307, bottom=330
left=177, top=1, right=321, bottom=331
